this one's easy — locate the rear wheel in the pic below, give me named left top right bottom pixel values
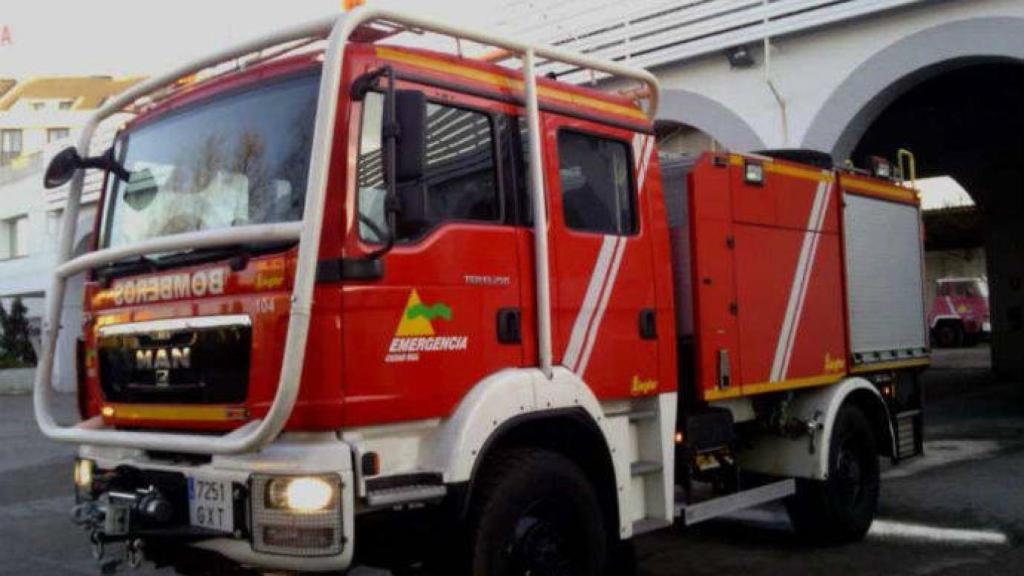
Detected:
left=785, top=405, right=880, bottom=544
left=471, top=448, right=607, bottom=576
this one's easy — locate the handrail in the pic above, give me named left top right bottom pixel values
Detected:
left=34, top=7, right=660, bottom=454
left=898, top=148, right=917, bottom=189
left=34, top=14, right=344, bottom=455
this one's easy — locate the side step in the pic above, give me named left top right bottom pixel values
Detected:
left=675, top=479, right=795, bottom=526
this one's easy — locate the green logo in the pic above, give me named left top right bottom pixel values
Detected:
left=406, top=302, right=452, bottom=322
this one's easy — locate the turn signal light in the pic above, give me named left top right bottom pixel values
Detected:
left=74, top=458, right=94, bottom=489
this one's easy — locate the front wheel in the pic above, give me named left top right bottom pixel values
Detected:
left=471, top=448, right=608, bottom=576
left=785, top=405, right=880, bottom=544
left=933, top=322, right=964, bottom=348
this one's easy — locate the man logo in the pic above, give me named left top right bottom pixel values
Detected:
left=136, top=347, right=192, bottom=372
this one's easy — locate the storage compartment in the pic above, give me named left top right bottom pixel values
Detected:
left=840, top=178, right=929, bottom=366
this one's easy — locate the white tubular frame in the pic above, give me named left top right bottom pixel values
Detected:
left=34, top=7, right=660, bottom=454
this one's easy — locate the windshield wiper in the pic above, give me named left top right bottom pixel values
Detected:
left=96, top=254, right=161, bottom=284
left=94, top=241, right=297, bottom=284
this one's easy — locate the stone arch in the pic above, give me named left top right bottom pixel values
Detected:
left=802, top=16, right=1024, bottom=160
left=657, top=88, right=765, bottom=151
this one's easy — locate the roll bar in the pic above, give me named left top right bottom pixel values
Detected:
left=34, top=7, right=661, bottom=454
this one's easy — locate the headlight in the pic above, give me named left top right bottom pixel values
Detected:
left=265, top=476, right=336, bottom=513
left=73, top=459, right=94, bottom=489
left=252, top=474, right=343, bottom=556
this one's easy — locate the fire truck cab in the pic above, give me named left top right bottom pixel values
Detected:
left=36, top=8, right=928, bottom=575
left=929, top=277, right=991, bottom=347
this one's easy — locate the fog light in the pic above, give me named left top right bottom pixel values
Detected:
left=266, top=476, right=336, bottom=513
left=263, top=525, right=336, bottom=549
left=74, top=459, right=94, bottom=489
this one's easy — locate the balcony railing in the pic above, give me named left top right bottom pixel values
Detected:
left=496, top=0, right=930, bottom=80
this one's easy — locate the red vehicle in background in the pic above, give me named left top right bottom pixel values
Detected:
left=929, top=277, right=991, bottom=347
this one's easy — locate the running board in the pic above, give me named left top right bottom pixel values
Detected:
left=675, top=479, right=795, bottom=526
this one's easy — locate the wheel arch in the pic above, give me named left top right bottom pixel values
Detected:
left=841, top=387, right=895, bottom=459
left=461, top=408, right=620, bottom=533
left=427, top=367, right=628, bottom=535
left=738, top=377, right=895, bottom=480
left=930, top=315, right=963, bottom=330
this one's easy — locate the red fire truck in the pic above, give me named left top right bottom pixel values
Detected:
left=929, top=277, right=991, bottom=347
left=35, top=8, right=929, bottom=575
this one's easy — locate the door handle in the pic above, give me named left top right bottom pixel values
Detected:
left=638, top=308, right=657, bottom=340
left=497, top=307, right=522, bottom=344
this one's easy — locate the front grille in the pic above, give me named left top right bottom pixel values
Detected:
left=97, top=316, right=251, bottom=404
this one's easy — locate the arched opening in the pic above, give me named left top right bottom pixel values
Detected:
left=657, top=88, right=765, bottom=152
left=655, top=119, right=721, bottom=156
left=852, top=62, right=1024, bottom=377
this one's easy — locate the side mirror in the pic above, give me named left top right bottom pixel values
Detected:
left=44, top=147, right=83, bottom=189
left=394, top=89, right=426, bottom=183
left=43, top=146, right=130, bottom=190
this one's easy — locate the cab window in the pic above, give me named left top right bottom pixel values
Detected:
left=557, top=130, right=636, bottom=235
left=356, top=92, right=500, bottom=242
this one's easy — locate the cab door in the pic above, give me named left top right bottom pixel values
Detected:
left=339, top=89, right=524, bottom=427
left=543, top=114, right=660, bottom=399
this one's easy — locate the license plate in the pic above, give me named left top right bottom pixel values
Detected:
left=187, top=475, right=234, bottom=533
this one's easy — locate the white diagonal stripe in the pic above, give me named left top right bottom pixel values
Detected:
left=770, top=177, right=830, bottom=382
left=637, top=135, right=653, bottom=191
left=563, top=235, right=618, bottom=369
left=780, top=179, right=833, bottom=379
left=567, top=133, right=648, bottom=375
left=576, top=236, right=626, bottom=376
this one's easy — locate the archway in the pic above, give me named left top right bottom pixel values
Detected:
left=657, top=88, right=765, bottom=152
left=852, top=63, right=1024, bottom=377
left=799, top=16, right=1024, bottom=379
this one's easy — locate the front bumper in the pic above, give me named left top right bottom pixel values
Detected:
left=78, top=432, right=355, bottom=573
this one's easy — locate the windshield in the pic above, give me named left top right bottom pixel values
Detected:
left=102, top=72, right=320, bottom=249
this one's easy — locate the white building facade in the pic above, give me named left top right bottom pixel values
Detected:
left=0, top=76, right=140, bottom=390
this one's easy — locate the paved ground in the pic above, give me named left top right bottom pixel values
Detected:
left=1, top=346, right=1021, bottom=575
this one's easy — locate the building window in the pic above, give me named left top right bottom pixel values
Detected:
left=31, top=101, right=45, bottom=111
left=557, top=131, right=636, bottom=235
left=46, top=210, right=64, bottom=239
left=1, top=216, right=30, bottom=259
left=47, top=127, right=70, bottom=143
left=59, top=100, right=74, bottom=110
left=0, top=129, right=22, bottom=166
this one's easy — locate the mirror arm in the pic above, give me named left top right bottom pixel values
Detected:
left=80, top=149, right=130, bottom=182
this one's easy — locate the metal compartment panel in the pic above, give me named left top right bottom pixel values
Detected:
left=843, top=193, right=928, bottom=361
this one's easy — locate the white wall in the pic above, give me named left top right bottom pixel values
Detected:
left=0, top=159, right=97, bottom=392
left=652, top=0, right=1024, bottom=156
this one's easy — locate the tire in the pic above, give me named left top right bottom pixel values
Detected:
left=471, top=448, right=608, bottom=576
left=933, top=322, right=964, bottom=348
left=785, top=405, right=880, bottom=545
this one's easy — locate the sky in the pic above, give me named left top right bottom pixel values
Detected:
left=918, top=176, right=974, bottom=211
left=0, top=0, right=507, bottom=77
